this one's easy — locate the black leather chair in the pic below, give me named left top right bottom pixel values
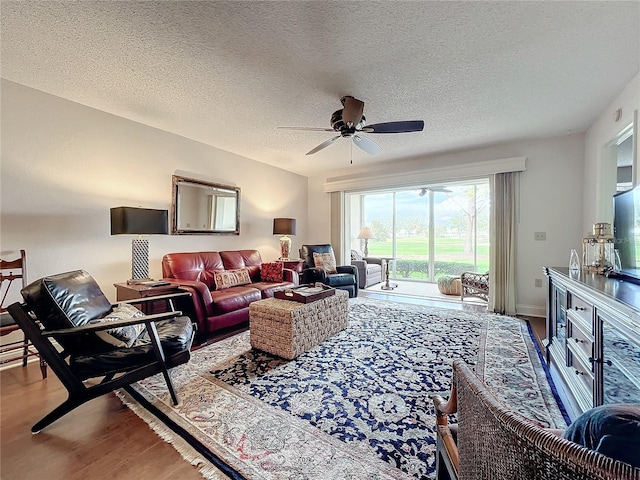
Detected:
left=299, top=244, right=358, bottom=297
left=7, top=270, right=195, bottom=433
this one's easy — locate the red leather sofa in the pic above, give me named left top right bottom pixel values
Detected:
left=161, top=250, right=297, bottom=339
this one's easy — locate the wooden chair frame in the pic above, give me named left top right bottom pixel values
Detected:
left=1, top=250, right=47, bottom=378
left=7, top=292, right=194, bottom=433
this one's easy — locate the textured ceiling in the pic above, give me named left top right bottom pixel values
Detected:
left=2, top=1, right=639, bottom=178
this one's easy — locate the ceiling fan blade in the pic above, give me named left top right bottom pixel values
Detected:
left=342, top=96, right=364, bottom=128
left=306, top=135, right=341, bottom=155
left=363, top=120, right=424, bottom=134
left=353, top=134, right=382, bottom=155
left=278, top=126, right=335, bottom=132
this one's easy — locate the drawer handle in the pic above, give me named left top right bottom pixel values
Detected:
left=604, top=359, right=613, bottom=367
left=574, top=338, right=585, bottom=344
left=574, top=306, right=586, bottom=311
left=575, top=369, right=585, bottom=376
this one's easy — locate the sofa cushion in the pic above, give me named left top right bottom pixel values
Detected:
left=213, top=268, right=252, bottom=290
left=252, top=281, right=295, bottom=298
left=313, top=252, right=337, bottom=274
left=210, top=285, right=261, bottom=315
left=220, top=250, right=262, bottom=281
left=261, top=262, right=283, bottom=282
left=161, top=252, right=224, bottom=291
left=89, top=303, right=146, bottom=348
left=563, top=403, right=640, bottom=467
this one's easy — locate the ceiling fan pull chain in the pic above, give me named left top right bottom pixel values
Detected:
left=350, top=141, right=353, bottom=164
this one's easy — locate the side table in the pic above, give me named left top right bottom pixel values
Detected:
left=378, top=257, right=398, bottom=290
left=278, top=259, right=304, bottom=274
left=114, top=282, right=185, bottom=315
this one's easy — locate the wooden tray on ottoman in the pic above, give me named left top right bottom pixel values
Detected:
left=274, top=284, right=335, bottom=303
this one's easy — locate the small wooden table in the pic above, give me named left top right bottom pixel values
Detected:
left=114, top=282, right=184, bottom=314
left=278, top=259, right=305, bottom=273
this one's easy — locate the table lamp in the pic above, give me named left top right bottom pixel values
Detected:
left=357, top=227, right=374, bottom=256
left=273, top=218, right=296, bottom=260
left=110, top=207, right=169, bottom=283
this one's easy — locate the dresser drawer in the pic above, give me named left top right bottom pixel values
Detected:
left=566, top=343, right=595, bottom=411
left=567, top=292, right=593, bottom=331
left=567, top=314, right=594, bottom=362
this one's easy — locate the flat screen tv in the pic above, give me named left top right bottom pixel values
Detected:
left=613, top=185, right=640, bottom=283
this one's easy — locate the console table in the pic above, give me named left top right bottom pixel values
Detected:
left=543, top=266, right=640, bottom=420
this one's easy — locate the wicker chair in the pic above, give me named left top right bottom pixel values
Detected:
left=460, top=271, right=489, bottom=302
left=432, top=360, right=640, bottom=480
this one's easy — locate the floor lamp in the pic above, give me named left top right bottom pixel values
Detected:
left=110, top=207, right=169, bottom=283
left=357, top=227, right=374, bottom=257
left=273, top=218, right=297, bottom=260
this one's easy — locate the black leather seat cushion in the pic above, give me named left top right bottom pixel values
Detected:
left=70, top=316, right=194, bottom=379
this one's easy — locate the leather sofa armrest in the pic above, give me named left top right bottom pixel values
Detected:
left=162, top=278, right=212, bottom=304
left=301, top=267, right=326, bottom=284
left=161, top=278, right=212, bottom=335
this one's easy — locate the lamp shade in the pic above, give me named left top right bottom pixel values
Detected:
left=110, top=207, right=168, bottom=235
left=357, top=227, right=374, bottom=240
left=273, top=218, right=296, bottom=236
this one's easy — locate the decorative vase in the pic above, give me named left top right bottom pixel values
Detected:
left=569, top=249, right=581, bottom=278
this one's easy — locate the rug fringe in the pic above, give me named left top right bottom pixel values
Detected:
left=115, top=390, right=228, bottom=480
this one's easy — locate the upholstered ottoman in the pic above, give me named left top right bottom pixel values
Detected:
left=437, top=275, right=462, bottom=295
left=249, top=289, right=349, bottom=359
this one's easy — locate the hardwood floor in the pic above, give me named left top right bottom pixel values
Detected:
left=1, top=295, right=545, bottom=480
left=0, top=363, right=205, bottom=480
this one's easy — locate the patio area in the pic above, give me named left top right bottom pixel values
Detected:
left=362, top=279, right=487, bottom=306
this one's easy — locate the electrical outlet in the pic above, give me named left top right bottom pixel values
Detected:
left=535, top=278, right=543, bottom=287
left=534, top=232, right=546, bottom=241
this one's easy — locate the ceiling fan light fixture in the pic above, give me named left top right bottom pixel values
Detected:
left=278, top=96, right=424, bottom=160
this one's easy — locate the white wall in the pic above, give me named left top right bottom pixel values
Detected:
left=584, top=72, right=640, bottom=230
left=0, top=80, right=308, bottom=303
left=309, top=134, right=586, bottom=316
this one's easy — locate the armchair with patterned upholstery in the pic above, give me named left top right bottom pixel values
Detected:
left=299, top=244, right=358, bottom=298
left=350, top=249, right=383, bottom=289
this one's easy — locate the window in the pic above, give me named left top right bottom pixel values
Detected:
left=346, top=179, right=490, bottom=283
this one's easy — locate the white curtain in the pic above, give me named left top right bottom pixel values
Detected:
left=489, top=172, right=518, bottom=314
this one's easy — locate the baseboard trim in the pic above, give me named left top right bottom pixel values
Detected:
left=516, top=304, right=546, bottom=317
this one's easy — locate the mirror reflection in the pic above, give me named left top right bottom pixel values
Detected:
left=171, top=175, right=240, bottom=235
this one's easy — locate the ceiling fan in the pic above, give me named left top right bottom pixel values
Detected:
left=278, top=96, right=424, bottom=156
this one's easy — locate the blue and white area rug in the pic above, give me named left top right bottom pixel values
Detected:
left=118, top=297, right=566, bottom=480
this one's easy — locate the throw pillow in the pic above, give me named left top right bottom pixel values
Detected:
left=89, top=303, right=146, bottom=348
left=261, top=262, right=284, bottom=282
left=562, top=403, right=640, bottom=468
left=351, top=249, right=363, bottom=261
left=213, top=268, right=252, bottom=290
left=313, top=252, right=337, bottom=274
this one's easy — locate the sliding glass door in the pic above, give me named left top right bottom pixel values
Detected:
left=346, top=179, right=489, bottom=284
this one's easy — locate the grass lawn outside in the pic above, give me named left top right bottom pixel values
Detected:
left=366, top=237, right=489, bottom=279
